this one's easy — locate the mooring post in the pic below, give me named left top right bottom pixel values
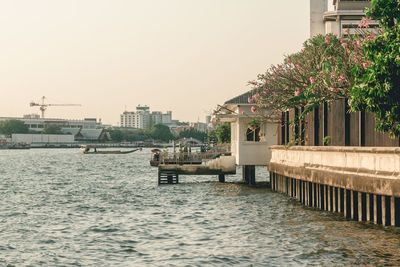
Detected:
left=218, top=174, right=225, bottom=183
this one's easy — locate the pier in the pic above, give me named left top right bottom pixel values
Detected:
left=157, top=150, right=236, bottom=184
left=269, top=145, right=400, bottom=226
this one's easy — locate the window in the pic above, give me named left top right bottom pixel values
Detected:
left=246, top=127, right=260, bottom=142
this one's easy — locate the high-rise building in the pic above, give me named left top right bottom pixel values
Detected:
left=120, top=106, right=172, bottom=129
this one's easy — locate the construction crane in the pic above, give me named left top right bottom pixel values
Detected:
left=30, top=96, right=81, bottom=118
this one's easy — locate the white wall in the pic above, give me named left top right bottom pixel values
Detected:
left=228, top=105, right=278, bottom=166
left=12, top=134, right=75, bottom=144
left=310, top=0, right=328, bottom=37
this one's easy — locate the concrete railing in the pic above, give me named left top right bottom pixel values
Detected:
left=269, top=145, right=400, bottom=196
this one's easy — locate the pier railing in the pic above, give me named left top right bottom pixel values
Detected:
left=159, top=146, right=231, bottom=165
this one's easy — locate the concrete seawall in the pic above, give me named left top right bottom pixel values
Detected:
left=268, top=145, right=400, bottom=226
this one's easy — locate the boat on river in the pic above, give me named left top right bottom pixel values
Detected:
left=81, top=145, right=141, bottom=154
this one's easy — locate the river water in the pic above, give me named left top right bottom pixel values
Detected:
left=1, top=148, right=400, bottom=266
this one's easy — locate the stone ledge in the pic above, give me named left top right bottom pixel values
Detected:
left=269, top=162, right=400, bottom=197
left=269, top=145, right=400, bottom=154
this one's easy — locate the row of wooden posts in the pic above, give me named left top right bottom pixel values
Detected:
left=278, top=98, right=400, bottom=147
left=271, top=172, right=400, bottom=227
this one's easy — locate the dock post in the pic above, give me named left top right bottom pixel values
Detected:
left=218, top=174, right=225, bottom=183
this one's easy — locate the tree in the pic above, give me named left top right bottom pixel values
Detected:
left=43, top=124, right=62, bottom=134
left=351, top=0, right=400, bottom=137
left=150, top=124, right=174, bottom=142
left=216, top=122, right=231, bottom=144
left=178, top=127, right=207, bottom=142
left=0, top=120, right=29, bottom=136
left=110, top=129, right=123, bottom=142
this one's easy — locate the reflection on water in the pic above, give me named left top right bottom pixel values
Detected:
left=0, top=148, right=400, bottom=266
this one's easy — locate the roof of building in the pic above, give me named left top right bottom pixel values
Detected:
left=79, top=129, right=104, bottom=140
left=224, top=90, right=254, bottom=105
left=61, top=128, right=81, bottom=135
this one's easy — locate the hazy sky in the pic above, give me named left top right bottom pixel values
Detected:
left=0, top=0, right=310, bottom=125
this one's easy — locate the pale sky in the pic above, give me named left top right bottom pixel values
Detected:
left=0, top=0, right=310, bottom=125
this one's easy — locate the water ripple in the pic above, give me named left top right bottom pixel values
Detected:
left=1, top=148, right=400, bottom=266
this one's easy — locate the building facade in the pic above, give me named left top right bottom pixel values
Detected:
left=120, top=106, right=172, bottom=129
left=0, top=115, right=103, bottom=132
left=310, top=0, right=378, bottom=38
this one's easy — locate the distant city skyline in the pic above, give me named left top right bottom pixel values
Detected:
left=0, top=0, right=310, bottom=125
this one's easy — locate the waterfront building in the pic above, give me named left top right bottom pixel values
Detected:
left=0, top=115, right=103, bottom=132
left=120, top=106, right=172, bottom=129
left=213, top=91, right=278, bottom=184
left=266, top=0, right=400, bottom=227
left=310, top=0, right=378, bottom=37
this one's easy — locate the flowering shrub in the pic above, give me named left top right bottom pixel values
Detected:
left=249, top=32, right=369, bottom=125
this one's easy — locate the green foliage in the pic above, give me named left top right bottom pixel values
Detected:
left=178, top=127, right=207, bottom=142
left=150, top=124, right=174, bottom=142
left=215, top=122, right=231, bottom=144
left=351, top=0, right=400, bottom=136
left=0, top=120, right=29, bottom=136
left=108, top=129, right=151, bottom=142
left=43, top=124, right=62, bottom=134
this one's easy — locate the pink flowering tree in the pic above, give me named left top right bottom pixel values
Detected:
left=351, top=0, right=400, bottom=137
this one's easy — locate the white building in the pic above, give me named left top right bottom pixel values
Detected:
left=0, top=115, right=103, bottom=132
left=214, top=91, right=278, bottom=166
left=120, top=106, right=172, bottom=129
left=311, top=0, right=378, bottom=37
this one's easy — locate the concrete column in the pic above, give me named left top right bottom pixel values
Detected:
left=350, top=190, right=354, bottom=219
left=373, top=195, right=377, bottom=224
left=332, top=187, right=336, bottom=212
left=318, top=184, right=321, bottom=210
left=338, top=188, right=342, bottom=213
left=382, top=196, right=386, bottom=226
left=344, top=189, right=347, bottom=218
left=366, top=193, right=370, bottom=221
left=391, top=196, right=395, bottom=226
left=306, top=182, right=309, bottom=206
left=358, top=192, right=362, bottom=222
left=311, top=183, right=315, bottom=207
left=297, top=180, right=300, bottom=201
left=327, top=186, right=331, bottom=212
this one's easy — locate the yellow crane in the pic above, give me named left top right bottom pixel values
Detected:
left=30, top=96, right=81, bottom=118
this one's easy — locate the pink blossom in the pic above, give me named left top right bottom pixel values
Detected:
left=251, top=106, right=256, bottom=113
left=309, top=77, right=316, bottom=84
left=295, top=64, right=303, bottom=71
left=325, top=36, right=330, bottom=45
left=257, top=103, right=262, bottom=107
left=358, top=17, right=372, bottom=28
left=354, top=57, right=358, bottom=63
left=248, top=97, right=253, bottom=104
left=241, top=111, right=245, bottom=115
left=368, top=34, right=376, bottom=41
left=331, top=73, right=337, bottom=78
left=263, top=89, right=268, bottom=95
left=338, top=75, right=345, bottom=82
left=341, top=42, right=348, bottom=49
left=343, top=29, right=349, bottom=35
left=249, top=126, right=254, bottom=131
left=362, top=62, right=368, bottom=69
left=300, top=49, right=305, bottom=54
left=294, top=90, right=300, bottom=96
left=356, top=40, right=363, bottom=46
